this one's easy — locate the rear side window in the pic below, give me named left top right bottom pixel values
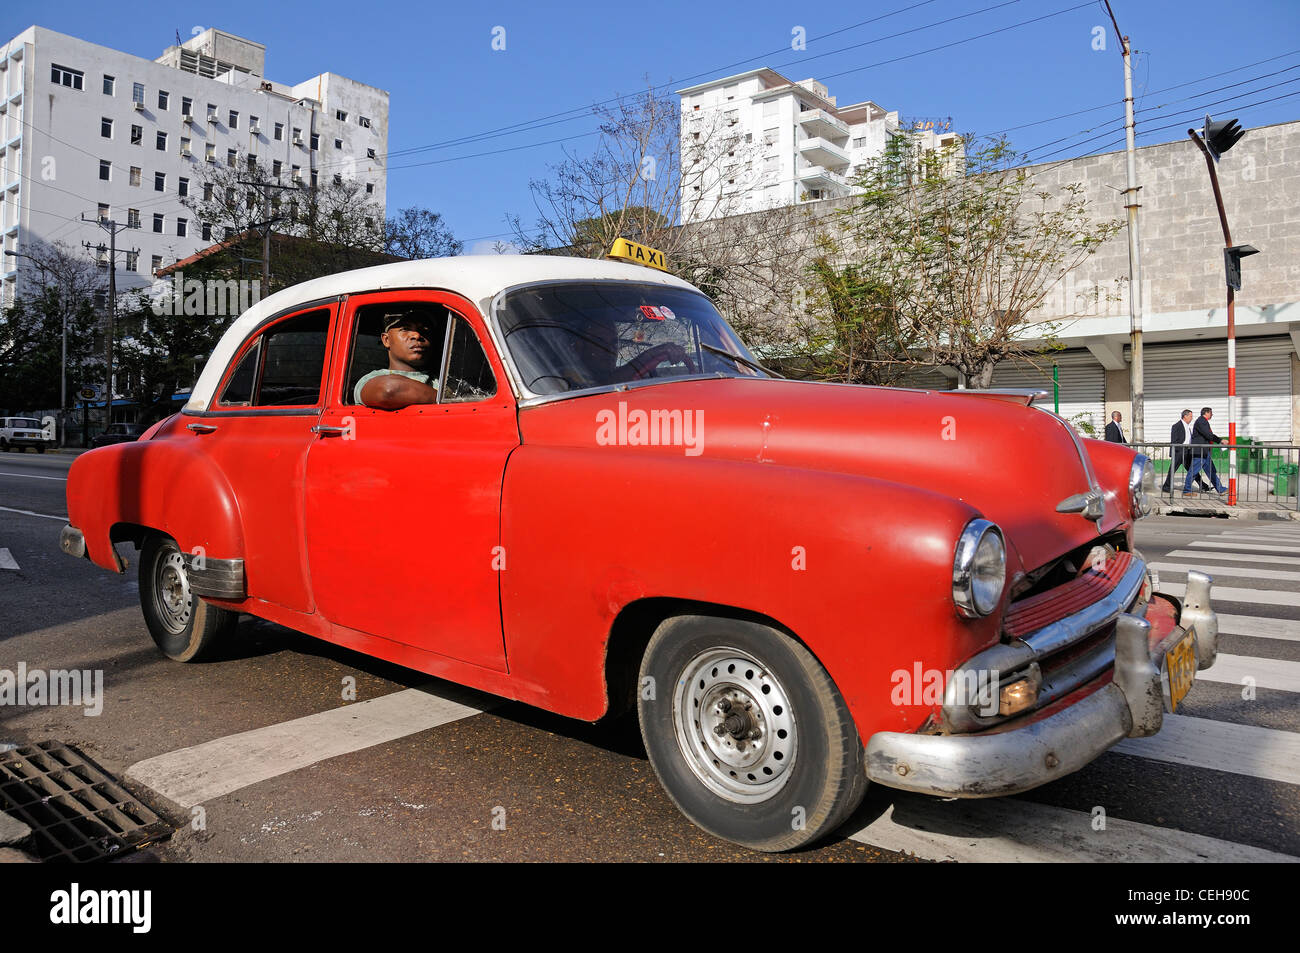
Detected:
left=217, top=309, right=331, bottom=408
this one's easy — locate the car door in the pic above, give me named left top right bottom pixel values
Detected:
left=185, top=300, right=338, bottom=613
left=302, top=289, right=519, bottom=672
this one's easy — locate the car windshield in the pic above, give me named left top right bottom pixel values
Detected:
left=495, top=281, right=768, bottom=395
left=12, top=418, right=41, bottom=429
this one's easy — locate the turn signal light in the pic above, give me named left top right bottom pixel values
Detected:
left=999, top=678, right=1038, bottom=717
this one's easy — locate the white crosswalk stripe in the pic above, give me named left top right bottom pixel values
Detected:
left=128, top=686, right=495, bottom=808
left=1217, top=613, right=1300, bottom=642
left=1114, top=713, right=1300, bottom=786
left=0, top=548, right=18, bottom=571
left=1189, top=540, right=1300, bottom=554
left=1160, top=580, right=1300, bottom=607
left=1196, top=654, right=1300, bottom=693
left=1152, top=561, right=1300, bottom=582
left=846, top=796, right=1298, bottom=863
left=1166, top=549, right=1300, bottom=567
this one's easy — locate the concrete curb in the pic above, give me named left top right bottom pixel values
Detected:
left=1152, top=501, right=1300, bottom=520
left=0, top=809, right=31, bottom=848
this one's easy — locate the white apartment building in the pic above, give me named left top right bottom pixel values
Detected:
left=0, top=26, right=390, bottom=305
left=677, top=68, right=957, bottom=223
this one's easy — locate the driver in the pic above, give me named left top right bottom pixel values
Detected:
left=355, top=312, right=440, bottom=409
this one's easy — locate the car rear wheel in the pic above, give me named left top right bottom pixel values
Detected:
left=0, top=440, right=9, bottom=452
left=138, top=536, right=238, bottom=661
left=637, top=615, right=867, bottom=852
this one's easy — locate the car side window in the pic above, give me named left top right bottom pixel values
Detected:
left=216, top=309, right=330, bottom=408
left=442, top=318, right=497, bottom=403
left=344, top=301, right=450, bottom=406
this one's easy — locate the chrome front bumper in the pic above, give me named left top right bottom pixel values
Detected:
left=864, top=570, right=1218, bottom=798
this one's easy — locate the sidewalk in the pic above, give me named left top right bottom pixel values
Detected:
left=1152, top=495, right=1300, bottom=520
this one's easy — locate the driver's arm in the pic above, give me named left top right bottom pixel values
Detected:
left=611, top=342, right=688, bottom=382
left=361, top=374, right=439, bottom=410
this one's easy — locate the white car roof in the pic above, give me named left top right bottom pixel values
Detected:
left=185, top=255, right=700, bottom=411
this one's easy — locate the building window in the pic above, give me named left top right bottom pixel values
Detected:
left=291, top=165, right=301, bottom=183
left=97, top=203, right=109, bottom=222
left=310, top=170, right=318, bottom=188
left=292, top=126, right=302, bottom=144
left=274, top=122, right=284, bottom=141
left=176, top=218, right=188, bottom=237
left=247, top=154, right=257, bottom=171
left=51, top=65, right=84, bottom=89
left=130, top=125, right=142, bottom=145
left=334, top=138, right=342, bottom=150
left=227, top=149, right=237, bottom=168
left=156, top=131, right=167, bottom=151
left=228, top=110, right=238, bottom=129
left=203, top=182, right=213, bottom=201
left=101, top=117, right=113, bottom=138
left=129, top=166, right=141, bottom=187
left=250, top=115, right=259, bottom=132
left=201, top=222, right=212, bottom=241
left=333, top=173, right=342, bottom=185
left=99, top=160, right=111, bottom=181
left=153, top=213, right=164, bottom=233
left=103, top=75, right=115, bottom=95
left=365, top=183, right=374, bottom=194
left=127, top=208, right=140, bottom=229
left=151, top=255, right=162, bottom=274
left=205, top=143, right=215, bottom=162
left=310, top=133, right=319, bottom=151
left=178, top=176, right=189, bottom=197
left=358, top=116, right=371, bottom=128
left=181, top=96, right=193, bottom=117
left=154, top=172, right=165, bottom=191
left=180, top=137, right=191, bottom=156
left=132, top=82, right=145, bottom=105
left=335, top=109, right=348, bottom=122
left=207, top=103, right=217, bottom=121
left=366, top=148, right=375, bottom=158
left=126, top=251, right=139, bottom=272
left=853, top=137, right=866, bottom=148
left=226, top=187, right=236, bottom=203
left=272, top=160, right=282, bottom=177
left=158, top=90, right=169, bottom=110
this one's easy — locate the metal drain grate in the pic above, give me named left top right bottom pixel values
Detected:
left=0, top=741, right=172, bottom=862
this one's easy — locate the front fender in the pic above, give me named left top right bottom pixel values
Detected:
left=500, top=446, right=1000, bottom=734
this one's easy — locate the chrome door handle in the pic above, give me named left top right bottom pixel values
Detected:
left=311, top=425, right=348, bottom=437
left=186, top=422, right=217, bottom=434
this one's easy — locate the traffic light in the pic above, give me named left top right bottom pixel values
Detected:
left=1203, top=114, right=1246, bottom=162
left=1224, top=244, right=1260, bottom=291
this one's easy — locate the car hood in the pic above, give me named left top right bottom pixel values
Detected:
left=517, top=377, right=1132, bottom=576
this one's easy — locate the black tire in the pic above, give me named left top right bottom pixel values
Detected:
left=1, top=440, right=9, bottom=452
left=138, top=536, right=238, bottom=661
left=637, top=615, right=867, bottom=852
left=36, top=445, right=46, bottom=454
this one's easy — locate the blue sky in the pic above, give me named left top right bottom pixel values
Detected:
left=6, top=0, right=1300, bottom=252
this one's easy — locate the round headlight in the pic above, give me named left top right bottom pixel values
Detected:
left=1130, top=454, right=1154, bottom=518
left=953, top=519, right=1006, bottom=618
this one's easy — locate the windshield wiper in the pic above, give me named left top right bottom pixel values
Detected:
left=700, top=343, right=783, bottom=379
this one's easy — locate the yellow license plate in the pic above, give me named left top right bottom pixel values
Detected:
left=1163, top=630, right=1197, bottom=713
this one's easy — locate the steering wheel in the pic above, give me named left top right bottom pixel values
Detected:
left=527, top=374, right=578, bottom=393
left=631, top=345, right=698, bottom=380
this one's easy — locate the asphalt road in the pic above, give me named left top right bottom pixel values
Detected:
left=1, top=450, right=1297, bottom=862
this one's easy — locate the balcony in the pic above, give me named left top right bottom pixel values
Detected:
left=798, top=136, right=850, bottom=169
left=797, top=165, right=849, bottom=192
left=798, top=108, right=849, bottom=141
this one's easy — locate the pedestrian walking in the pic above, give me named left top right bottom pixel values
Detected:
left=1183, top=407, right=1228, bottom=496
left=1162, top=409, right=1211, bottom=493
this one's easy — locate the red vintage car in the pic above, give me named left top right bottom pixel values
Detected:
left=60, top=252, right=1219, bottom=852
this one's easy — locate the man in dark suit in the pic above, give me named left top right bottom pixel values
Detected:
left=1183, top=406, right=1228, bottom=495
left=1162, top=409, right=1211, bottom=492
left=1104, top=411, right=1127, bottom=443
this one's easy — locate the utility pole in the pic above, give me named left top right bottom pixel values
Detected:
left=1103, top=0, right=1144, bottom=442
left=83, top=216, right=138, bottom=434
left=236, top=178, right=294, bottom=297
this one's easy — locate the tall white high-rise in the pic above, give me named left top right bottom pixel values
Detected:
left=677, top=68, right=958, bottom=223
left=0, top=25, right=390, bottom=304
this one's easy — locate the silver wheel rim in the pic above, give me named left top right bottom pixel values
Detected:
left=673, top=647, right=797, bottom=803
left=154, top=549, right=193, bottom=635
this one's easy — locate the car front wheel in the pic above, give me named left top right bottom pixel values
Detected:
left=138, top=536, right=238, bottom=661
left=637, top=615, right=867, bottom=852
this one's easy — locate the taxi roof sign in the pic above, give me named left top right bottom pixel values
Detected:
left=607, top=238, right=668, bottom=272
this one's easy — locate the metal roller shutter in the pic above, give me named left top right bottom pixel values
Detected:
left=990, top=351, right=1106, bottom=435
left=1137, top=337, right=1293, bottom=442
